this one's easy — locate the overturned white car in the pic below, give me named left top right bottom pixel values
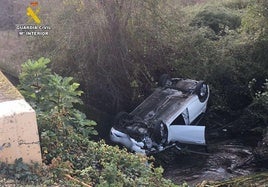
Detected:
left=110, top=75, right=209, bottom=155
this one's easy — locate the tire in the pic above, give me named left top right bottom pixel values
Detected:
left=158, top=74, right=172, bottom=87
left=194, top=82, right=209, bottom=103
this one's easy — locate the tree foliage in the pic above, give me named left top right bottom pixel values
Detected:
left=191, top=6, right=241, bottom=35
left=18, top=57, right=98, bottom=162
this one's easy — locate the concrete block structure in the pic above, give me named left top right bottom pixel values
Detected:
left=0, top=71, right=42, bottom=164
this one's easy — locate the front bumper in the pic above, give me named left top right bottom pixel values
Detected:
left=110, top=127, right=146, bottom=154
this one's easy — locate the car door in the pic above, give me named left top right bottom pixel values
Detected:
left=187, top=96, right=206, bottom=124
left=168, top=125, right=206, bottom=145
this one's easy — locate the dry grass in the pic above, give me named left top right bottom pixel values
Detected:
left=0, top=0, right=51, bottom=77
left=0, top=30, right=28, bottom=77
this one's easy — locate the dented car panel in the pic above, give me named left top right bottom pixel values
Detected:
left=130, top=88, right=189, bottom=125
left=110, top=76, right=209, bottom=155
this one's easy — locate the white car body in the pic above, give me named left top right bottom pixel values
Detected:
left=110, top=77, right=209, bottom=154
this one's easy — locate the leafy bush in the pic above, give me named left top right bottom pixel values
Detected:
left=73, top=140, right=177, bottom=187
left=18, top=57, right=98, bottom=163
left=0, top=158, right=40, bottom=185
left=191, top=6, right=241, bottom=35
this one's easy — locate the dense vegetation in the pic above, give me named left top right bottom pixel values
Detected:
left=1, top=57, right=176, bottom=186
left=28, top=0, right=268, bottom=145
left=0, top=0, right=268, bottom=186
left=30, top=0, right=267, bottom=116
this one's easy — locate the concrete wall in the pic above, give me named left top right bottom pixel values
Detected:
left=0, top=71, right=42, bottom=164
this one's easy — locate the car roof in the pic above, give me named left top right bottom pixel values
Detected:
left=130, top=86, right=195, bottom=125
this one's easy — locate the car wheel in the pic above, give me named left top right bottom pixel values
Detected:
left=194, top=82, right=209, bottom=102
left=158, top=74, right=172, bottom=87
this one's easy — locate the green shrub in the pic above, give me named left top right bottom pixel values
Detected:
left=18, top=57, right=97, bottom=163
left=191, top=6, right=241, bottom=35
left=0, top=158, right=40, bottom=185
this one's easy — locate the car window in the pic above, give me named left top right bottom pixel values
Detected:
left=171, top=114, right=186, bottom=125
